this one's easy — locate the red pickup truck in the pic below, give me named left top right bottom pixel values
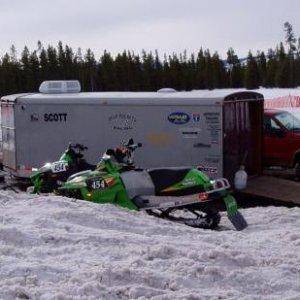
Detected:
left=264, top=109, right=300, bottom=169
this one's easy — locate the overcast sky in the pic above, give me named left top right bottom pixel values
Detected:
left=1, top=0, right=300, bottom=59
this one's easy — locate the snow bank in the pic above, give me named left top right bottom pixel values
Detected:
left=0, top=191, right=299, bottom=299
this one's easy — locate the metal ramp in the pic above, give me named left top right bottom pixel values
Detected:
left=242, top=176, right=300, bottom=205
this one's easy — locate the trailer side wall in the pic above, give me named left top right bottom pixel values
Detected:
left=14, top=101, right=224, bottom=178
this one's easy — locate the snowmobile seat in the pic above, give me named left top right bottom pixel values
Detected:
left=78, top=160, right=96, bottom=171
left=147, top=168, right=191, bottom=193
left=120, top=170, right=155, bottom=199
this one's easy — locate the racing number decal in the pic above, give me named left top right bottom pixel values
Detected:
left=88, top=177, right=115, bottom=190
left=91, top=179, right=107, bottom=190
left=51, top=162, right=68, bottom=173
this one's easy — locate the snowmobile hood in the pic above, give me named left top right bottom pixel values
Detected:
left=68, top=169, right=95, bottom=181
left=63, top=176, right=87, bottom=189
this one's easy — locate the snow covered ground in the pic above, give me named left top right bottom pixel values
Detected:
left=0, top=192, right=299, bottom=300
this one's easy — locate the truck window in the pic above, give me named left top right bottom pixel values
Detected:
left=264, top=116, right=280, bottom=132
left=274, top=112, right=300, bottom=131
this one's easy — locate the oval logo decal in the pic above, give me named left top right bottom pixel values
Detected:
left=168, top=112, right=190, bottom=125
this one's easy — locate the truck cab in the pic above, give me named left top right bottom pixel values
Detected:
left=263, top=109, right=300, bottom=168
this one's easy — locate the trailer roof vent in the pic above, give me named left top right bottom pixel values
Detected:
left=157, top=88, right=177, bottom=93
left=39, top=80, right=81, bottom=94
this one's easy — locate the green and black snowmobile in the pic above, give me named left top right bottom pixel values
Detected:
left=29, top=143, right=95, bottom=193
left=58, top=139, right=248, bottom=231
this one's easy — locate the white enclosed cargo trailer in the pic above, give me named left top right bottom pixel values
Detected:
left=0, top=81, right=264, bottom=182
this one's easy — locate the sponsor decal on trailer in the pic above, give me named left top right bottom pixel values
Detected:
left=192, top=113, right=201, bottom=123
left=44, top=113, right=68, bottom=122
left=30, top=113, right=68, bottom=122
left=109, top=113, right=137, bottom=130
left=197, top=164, right=218, bottom=174
left=179, top=127, right=201, bottom=138
left=168, top=112, right=190, bottom=125
left=30, top=114, right=39, bottom=122
left=204, top=112, right=221, bottom=144
left=204, top=112, right=220, bottom=124
left=193, top=142, right=211, bottom=148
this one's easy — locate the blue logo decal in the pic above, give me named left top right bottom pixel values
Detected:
left=168, top=112, right=190, bottom=125
left=192, top=113, right=201, bottom=123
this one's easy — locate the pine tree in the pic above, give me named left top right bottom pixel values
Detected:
left=168, top=53, right=183, bottom=90
left=132, top=54, right=143, bottom=90
left=244, top=51, right=260, bottom=89
left=28, top=51, right=40, bottom=90
left=47, top=45, right=59, bottom=80
left=10, top=45, right=18, bottom=63
left=284, top=22, right=296, bottom=53
left=226, top=48, right=243, bottom=88
left=275, top=43, right=291, bottom=87
left=153, top=50, right=163, bottom=90
left=114, top=51, right=129, bottom=90
left=211, top=52, right=226, bottom=89
left=20, top=46, right=31, bottom=91
left=195, top=48, right=206, bottom=89
left=203, top=50, right=214, bottom=90
left=99, top=50, right=117, bottom=91
left=84, top=48, right=97, bottom=91
left=162, top=54, right=170, bottom=88
left=257, top=51, right=267, bottom=86
left=265, top=49, right=277, bottom=87
left=64, top=45, right=75, bottom=79
left=186, top=53, right=197, bottom=90
left=57, top=41, right=66, bottom=78
left=141, top=50, right=155, bottom=91
left=295, top=38, right=300, bottom=86
left=74, top=48, right=85, bottom=88
left=1, top=52, right=20, bottom=94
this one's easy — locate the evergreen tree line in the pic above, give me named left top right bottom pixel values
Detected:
left=0, top=22, right=300, bottom=96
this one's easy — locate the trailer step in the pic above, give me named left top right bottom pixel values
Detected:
left=241, top=176, right=300, bottom=205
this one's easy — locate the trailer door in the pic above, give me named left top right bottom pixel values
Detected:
left=1, top=102, right=16, bottom=170
left=223, top=92, right=263, bottom=182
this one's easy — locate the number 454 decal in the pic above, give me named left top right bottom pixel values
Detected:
left=51, top=162, right=68, bottom=173
left=91, top=179, right=107, bottom=190
left=89, top=177, right=115, bottom=190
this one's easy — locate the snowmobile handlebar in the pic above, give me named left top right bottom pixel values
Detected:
left=124, top=138, right=142, bottom=152
left=105, top=139, right=142, bottom=165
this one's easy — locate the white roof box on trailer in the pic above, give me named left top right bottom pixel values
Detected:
left=39, top=80, right=81, bottom=94
left=157, top=88, right=177, bottom=93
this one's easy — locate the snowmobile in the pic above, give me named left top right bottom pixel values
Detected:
left=30, top=143, right=95, bottom=193
left=58, top=139, right=248, bottom=231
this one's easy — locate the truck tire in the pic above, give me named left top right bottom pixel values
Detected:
left=294, top=154, right=300, bottom=178
left=295, top=162, right=300, bottom=177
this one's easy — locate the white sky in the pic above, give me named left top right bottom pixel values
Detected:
left=1, top=0, right=299, bottom=59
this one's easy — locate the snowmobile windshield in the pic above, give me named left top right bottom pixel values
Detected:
left=59, top=151, right=75, bottom=164
left=96, top=159, right=106, bottom=171
left=96, top=154, right=113, bottom=171
left=274, top=111, right=300, bottom=131
left=38, top=163, right=52, bottom=173
left=96, top=154, right=124, bottom=173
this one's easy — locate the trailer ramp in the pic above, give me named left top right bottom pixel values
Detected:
left=242, top=176, right=300, bottom=205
